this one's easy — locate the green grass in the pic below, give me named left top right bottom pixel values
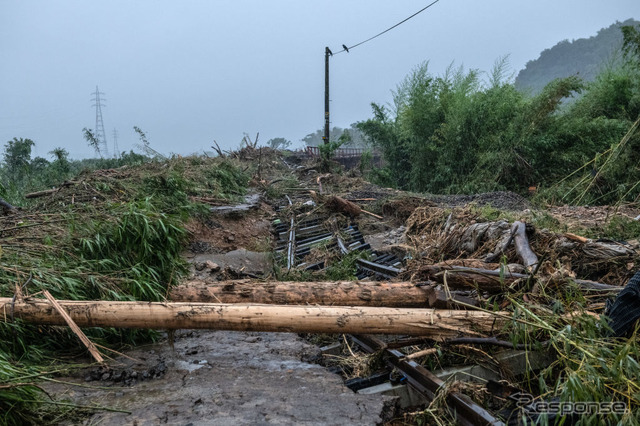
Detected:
left=585, top=215, right=640, bottom=240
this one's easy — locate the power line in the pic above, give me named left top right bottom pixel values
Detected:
left=334, top=0, right=440, bottom=55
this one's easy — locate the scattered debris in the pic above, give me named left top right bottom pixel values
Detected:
left=4, top=150, right=640, bottom=424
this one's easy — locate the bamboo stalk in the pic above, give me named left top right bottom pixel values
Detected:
left=42, top=290, right=104, bottom=364
left=405, top=347, right=437, bottom=359
left=0, top=298, right=506, bottom=338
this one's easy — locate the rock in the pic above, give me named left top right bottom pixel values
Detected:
left=195, top=262, right=206, bottom=271
left=205, top=261, right=221, bottom=272
left=210, top=194, right=261, bottom=217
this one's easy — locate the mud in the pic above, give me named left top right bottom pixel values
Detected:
left=184, top=201, right=273, bottom=254
left=44, top=331, right=393, bottom=425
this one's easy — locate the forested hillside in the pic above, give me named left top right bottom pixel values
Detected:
left=515, top=19, right=639, bottom=94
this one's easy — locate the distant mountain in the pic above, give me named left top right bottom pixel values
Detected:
left=515, top=19, right=639, bottom=94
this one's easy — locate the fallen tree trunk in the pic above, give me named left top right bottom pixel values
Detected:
left=0, top=298, right=505, bottom=338
left=511, top=221, right=538, bottom=271
left=0, top=197, right=16, bottom=213
left=420, top=264, right=516, bottom=291
left=25, top=181, right=77, bottom=199
left=170, top=279, right=434, bottom=307
left=420, top=265, right=624, bottom=292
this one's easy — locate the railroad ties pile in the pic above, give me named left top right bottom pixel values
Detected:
left=273, top=204, right=402, bottom=279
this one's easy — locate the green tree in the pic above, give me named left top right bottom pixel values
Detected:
left=622, top=23, right=640, bottom=61
left=48, top=147, right=71, bottom=181
left=301, top=125, right=367, bottom=148
left=2, top=137, right=34, bottom=184
left=358, top=60, right=591, bottom=194
left=266, top=137, right=292, bottom=150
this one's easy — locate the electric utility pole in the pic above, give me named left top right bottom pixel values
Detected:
left=91, top=86, right=109, bottom=157
left=323, top=47, right=331, bottom=145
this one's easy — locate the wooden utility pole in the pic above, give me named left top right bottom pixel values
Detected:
left=323, top=47, right=331, bottom=144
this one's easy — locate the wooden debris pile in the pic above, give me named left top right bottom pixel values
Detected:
left=404, top=205, right=638, bottom=286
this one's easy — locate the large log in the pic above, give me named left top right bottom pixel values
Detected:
left=0, top=298, right=505, bottom=338
left=0, top=197, right=16, bottom=213
left=420, top=264, right=516, bottom=291
left=169, top=279, right=434, bottom=307
left=422, top=265, right=624, bottom=293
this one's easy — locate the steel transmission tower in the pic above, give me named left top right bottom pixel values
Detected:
left=91, top=86, right=109, bottom=157
left=112, top=128, right=120, bottom=158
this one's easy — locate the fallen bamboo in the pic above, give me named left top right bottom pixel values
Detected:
left=0, top=298, right=506, bottom=338
left=169, top=279, right=435, bottom=307
left=42, top=290, right=104, bottom=364
left=24, top=188, right=59, bottom=199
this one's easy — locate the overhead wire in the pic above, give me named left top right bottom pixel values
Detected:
left=332, top=0, right=440, bottom=55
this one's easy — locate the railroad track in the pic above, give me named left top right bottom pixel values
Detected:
left=273, top=197, right=402, bottom=279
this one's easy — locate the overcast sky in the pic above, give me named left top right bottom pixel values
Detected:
left=1, top=1, right=639, bottom=159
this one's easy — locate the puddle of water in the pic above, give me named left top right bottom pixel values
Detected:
left=256, top=359, right=323, bottom=372
left=174, top=360, right=206, bottom=373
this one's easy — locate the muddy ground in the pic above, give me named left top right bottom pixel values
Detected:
left=45, top=330, right=393, bottom=425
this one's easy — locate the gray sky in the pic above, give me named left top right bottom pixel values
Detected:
left=1, top=1, right=639, bottom=159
